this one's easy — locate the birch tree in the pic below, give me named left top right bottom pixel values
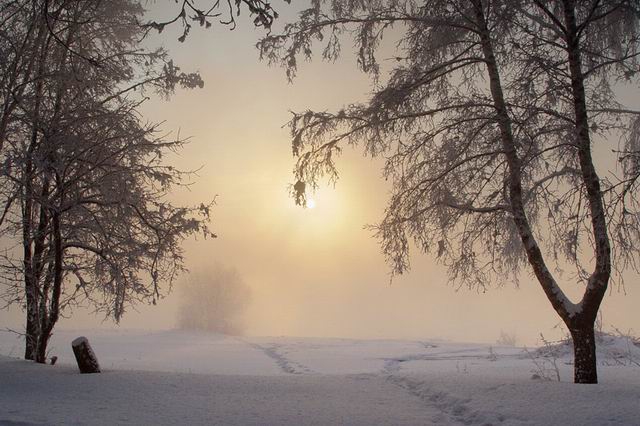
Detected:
left=145, top=0, right=286, bottom=39
left=258, top=0, right=640, bottom=383
left=0, top=0, right=212, bottom=362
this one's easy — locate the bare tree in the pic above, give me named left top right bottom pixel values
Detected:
left=258, top=0, right=640, bottom=383
left=144, top=0, right=290, bottom=41
left=177, top=265, right=251, bottom=335
left=0, top=0, right=212, bottom=362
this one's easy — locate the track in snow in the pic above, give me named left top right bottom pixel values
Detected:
left=243, top=341, right=315, bottom=375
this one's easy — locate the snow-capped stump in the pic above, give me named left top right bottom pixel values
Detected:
left=71, top=337, right=100, bottom=374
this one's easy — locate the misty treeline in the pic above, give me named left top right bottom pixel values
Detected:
left=178, top=265, right=251, bottom=335
left=258, top=0, right=640, bottom=383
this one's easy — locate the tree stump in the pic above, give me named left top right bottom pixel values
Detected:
left=71, top=336, right=100, bottom=374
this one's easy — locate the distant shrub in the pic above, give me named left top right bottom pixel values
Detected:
left=496, top=330, right=517, bottom=347
left=177, top=265, right=251, bottom=335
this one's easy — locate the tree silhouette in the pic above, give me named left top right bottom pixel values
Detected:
left=259, top=0, right=640, bottom=383
left=0, top=0, right=212, bottom=362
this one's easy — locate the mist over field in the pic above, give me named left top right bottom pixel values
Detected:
left=177, top=265, right=251, bottom=335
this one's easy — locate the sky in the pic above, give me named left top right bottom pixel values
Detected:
left=1, top=1, right=639, bottom=346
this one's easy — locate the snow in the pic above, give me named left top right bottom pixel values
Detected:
left=1, top=329, right=639, bottom=425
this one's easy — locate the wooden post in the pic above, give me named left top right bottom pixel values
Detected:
left=71, top=336, right=101, bottom=374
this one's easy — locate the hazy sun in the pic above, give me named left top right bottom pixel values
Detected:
left=306, top=198, right=316, bottom=209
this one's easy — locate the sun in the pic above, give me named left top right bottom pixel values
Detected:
left=306, top=198, right=316, bottom=209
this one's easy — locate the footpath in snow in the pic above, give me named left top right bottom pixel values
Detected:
left=0, top=329, right=639, bottom=425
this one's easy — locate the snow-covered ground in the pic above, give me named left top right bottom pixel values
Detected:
left=1, top=329, right=639, bottom=425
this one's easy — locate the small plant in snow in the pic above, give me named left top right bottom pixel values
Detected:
left=597, top=328, right=640, bottom=368
left=526, top=334, right=565, bottom=382
left=487, top=346, right=498, bottom=362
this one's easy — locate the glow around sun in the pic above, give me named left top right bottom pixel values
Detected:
left=306, top=198, right=316, bottom=209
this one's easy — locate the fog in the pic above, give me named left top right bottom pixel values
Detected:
left=177, top=265, right=251, bottom=335
left=1, top=3, right=639, bottom=348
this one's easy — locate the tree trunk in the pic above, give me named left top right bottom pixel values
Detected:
left=569, top=323, right=597, bottom=384
left=71, top=337, right=100, bottom=374
left=35, top=331, right=51, bottom=364
left=35, top=208, right=63, bottom=364
left=24, top=317, right=37, bottom=360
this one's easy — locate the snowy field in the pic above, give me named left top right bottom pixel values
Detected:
left=1, top=329, right=639, bottom=425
